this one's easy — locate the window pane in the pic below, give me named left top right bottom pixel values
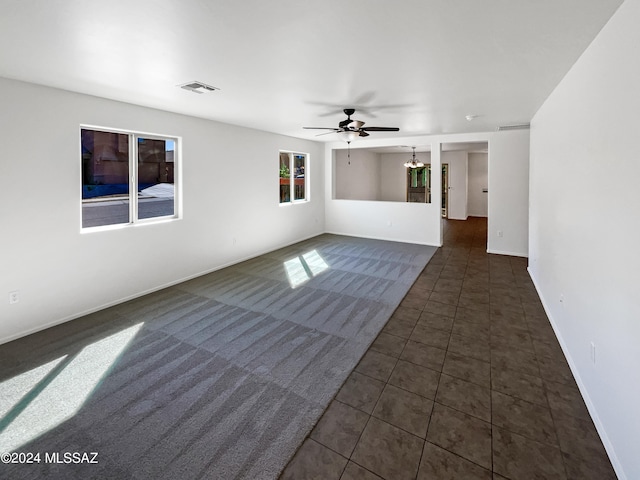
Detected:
left=137, top=137, right=175, bottom=220
left=279, top=152, right=291, bottom=203
left=293, top=154, right=306, bottom=200
left=81, top=129, right=130, bottom=228
left=407, top=166, right=427, bottom=203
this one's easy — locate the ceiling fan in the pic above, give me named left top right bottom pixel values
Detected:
left=304, top=108, right=399, bottom=141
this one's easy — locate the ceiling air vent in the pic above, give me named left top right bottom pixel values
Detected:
left=179, top=81, right=219, bottom=94
left=497, top=123, right=530, bottom=131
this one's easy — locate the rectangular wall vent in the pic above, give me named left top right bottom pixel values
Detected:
left=497, top=123, right=530, bottom=131
left=179, top=81, right=219, bottom=94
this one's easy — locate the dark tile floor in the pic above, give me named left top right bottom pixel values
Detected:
left=280, top=217, right=617, bottom=480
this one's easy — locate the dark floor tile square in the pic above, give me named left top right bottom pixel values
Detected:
left=413, top=276, right=437, bottom=291
left=392, top=306, right=422, bottom=323
left=406, top=288, right=431, bottom=302
left=491, top=366, right=547, bottom=406
left=442, top=351, right=490, bottom=387
left=532, top=338, right=566, bottom=361
left=372, top=384, right=433, bottom=438
left=491, top=391, right=557, bottom=446
left=340, top=462, right=383, bottom=480
left=562, top=450, right=617, bottom=480
left=544, top=379, right=590, bottom=420
left=455, top=307, right=490, bottom=325
left=491, top=347, right=540, bottom=377
left=460, top=301, right=490, bottom=314
left=388, top=360, right=440, bottom=400
left=382, top=316, right=416, bottom=339
left=417, top=311, right=454, bottom=332
left=423, top=300, right=457, bottom=317
left=451, top=320, right=490, bottom=341
left=409, top=324, right=451, bottom=350
left=401, top=295, right=428, bottom=311
left=457, top=295, right=490, bottom=311
left=401, top=292, right=429, bottom=311
left=433, top=278, right=463, bottom=294
left=426, top=403, right=492, bottom=469
left=417, top=442, right=491, bottom=480
left=311, top=400, right=370, bottom=457
left=400, top=340, right=446, bottom=371
left=490, top=304, right=525, bottom=318
left=490, top=312, right=528, bottom=332
left=281, top=438, right=347, bottom=480
left=351, top=417, right=424, bottom=480
left=336, top=371, right=385, bottom=414
left=435, top=374, right=491, bottom=422
left=492, top=426, right=566, bottom=480
left=447, top=334, right=490, bottom=362
left=439, top=269, right=466, bottom=281
left=490, top=330, right=534, bottom=353
left=428, top=291, right=460, bottom=306
left=459, top=291, right=490, bottom=304
left=552, top=411, right=609, bottom=462
left=536, top=354, right=575, bottom=386
left=355, top=350, right=397, bottom=382
left=369, top=332, right=407, bottom=358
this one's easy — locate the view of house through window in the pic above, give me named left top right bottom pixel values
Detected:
left=81, top=128, right=177, bottom=228
left=279, top=151, right=307, bottom=203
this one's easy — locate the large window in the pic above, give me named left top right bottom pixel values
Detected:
left=81, top=128, right=178, bottom=229
left=279, top=151, right=307, bottom=203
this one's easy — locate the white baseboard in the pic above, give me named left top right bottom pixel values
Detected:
left=324, top=229, right=441, bottom=247
left=486, top=248, right=528, bottom=257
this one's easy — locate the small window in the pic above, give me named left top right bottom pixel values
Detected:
left=81, top=128, right=178, bottom=229
left=279, top=151, right=307, bottom=203
left=406, top=166, right=431, bottom=203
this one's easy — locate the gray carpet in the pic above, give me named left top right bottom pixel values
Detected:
left=0, top=234, right=436, bottom=480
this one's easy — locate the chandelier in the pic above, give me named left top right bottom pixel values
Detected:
left=404, top=147, right=424, bottom=168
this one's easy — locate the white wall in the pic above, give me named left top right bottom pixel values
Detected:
left=529, top=0, right=639, bottom=478
left=0, top=77, right=325, bottom=344
left=334, top=148, right=381, bottom=200
left=468, top=153, right=488, bottom=217
left=379, top=152, right=417, bottom=202
left=443, top=151, right=468, bottom=220
left=487, top=129, right=530, bottom=256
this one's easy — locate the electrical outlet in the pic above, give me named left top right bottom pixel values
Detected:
left=9, top=291, right=19, bottom=304
left=559, top=293, right=564, bottom=304
left=590, top=342, right=596, bottom=364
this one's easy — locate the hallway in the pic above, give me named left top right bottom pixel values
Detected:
left=282, top=217, right=616, bottom=479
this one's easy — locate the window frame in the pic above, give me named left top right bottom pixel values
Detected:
left=80, top=125, right=181, bottom=231
left=279, top=150, right=309, bottom=205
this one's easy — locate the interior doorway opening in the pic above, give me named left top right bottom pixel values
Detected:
left=439, top=142, right=488, bottom=248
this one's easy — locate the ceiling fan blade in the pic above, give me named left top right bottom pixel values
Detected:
left=315, top=130, right=340, bottom=137
left=359, top=131, right=370, bottom=137
left=303, top=127, right=339, bottom=130
left=361, top=127, right=400, bottom=132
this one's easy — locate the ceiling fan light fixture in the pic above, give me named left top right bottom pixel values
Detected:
left=340, top=130, right=360, bottom=142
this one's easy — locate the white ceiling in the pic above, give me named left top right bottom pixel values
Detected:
left=0, top=0, right=622, bottom=141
